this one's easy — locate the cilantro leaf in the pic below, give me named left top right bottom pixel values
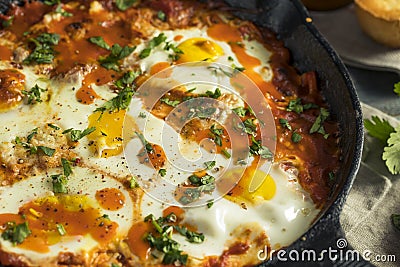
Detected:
left=204, top=160, right=216, bottom=170
left=139, top=33, right=167, bottom=59
left=116, top=0, right=136, bottom=11
left=279, top=118, right=292, bottom=131
left=43, top=0, right=60, bottom=5
left=61, top=158, right=72, bottom=177
left=88, top=36, right=110, bottom=50
left=98, top=44, right=135, bottom=71
left=394, top=82, right=400, bottom=96
left=95, top=87, right=136, bottom=113
left=55, top=4, right=72, bottom=17
left=129, top=176, right=139, bottom=188
left=249, top=136, right=273, bottom=159
left=200, top=88, right=221, bottom=99
left=364, top=116, right=395, bottom=143
left=291, top=132, right=302, bottom=143
left=392, top=214, right=400, bottom=230
left=37, top=146, right=55, bottom=156
left=159, top=169, right=167, bottom=177
left=22, top=84, right=46, bottom=104
left=174, top=225, right=204, bottom=243
left=1, top=221, right=31, bottom=245
left=382, top=125, right=400, bottom=175
left=157, top=10, right=166, bottom=21
left=161, top=97, right=180, bottom=107
left=23, top=33, right=60, bottom=64
left=51, top=174, right=68, bottom=193
left=310, top=108, right=330, bottom=139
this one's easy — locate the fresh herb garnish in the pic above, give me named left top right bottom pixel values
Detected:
left=249, top=136, right=273, bottom=159
left=164, top=41, right=184, bottom=60
left=139, top=33, right=167, bottom=59
left=135, top=132, right=153, bottom=153
left=204, top=160, right=216, bottom=170
left=200, top=88, right=221, bottom=99
left=55, top=4, right=72, bottom=17
left=37, top=146, right=55, bottom=156
left=206, top=200, right=214, bottom=208
left=159, top=169, right=167, bottom=177
left=2, top=16, right=13, bottom=28
left=310, top=108, right=330, bottom=139
left=48, top=123, right=60, bottom=130
left=382, top=125, right=400, bottom=175
left=209, top=124, right=223, bottom=147
left=239, top=118, right=258, bottom=136
left=144, top=213, right=195, bottom=265
left=364, top=116, right=395, bottom=143
left=129, top=176, right=139, bottom=188
left=98, top=44, right=135, bottom=71
left=56, top=223, right=66, bottom=236
left=43, top=0, right=60, bottom=5
left=116, top=0, right=136, bottom=11
left=291, top=132, right=302, bottom=143
left=63, top=127, right=96, bottom=142
left=232, top=107, right=248, bottom=117
left=23, top=33, right=60, bottom=64
left=179, top=174, right=215, bottom=205
left=221, top=148, right=231, bottom=159
left=51, top=174, right=68, bottom=193
left=161, top=97, right=180, bottom=107
left=394, top=82, right=400, bottom=96
left=392, top=214, right=400, bottom=230
left=22, top=84, right=46, bottom=104
left=286, top=98, right=318, bottom=114
left=1, top=221, right=31, bottom=245
left=88, top=36, right=111, bottom=50
left=174, top=225, right=205, bottom=243
left=279, top=118, right=292, bottom=131
left=61, top=158, right=73, bottom=177
left=157, top=10, right=166, bottom=21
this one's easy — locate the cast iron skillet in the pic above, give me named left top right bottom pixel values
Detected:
left=0, top=0, right=365, bottom=266
left=222, top=0, right=366, bottom=266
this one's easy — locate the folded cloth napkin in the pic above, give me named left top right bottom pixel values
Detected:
left=310, top=5, right=400, bottom=74
left=340, top=103, right=399, bottom=267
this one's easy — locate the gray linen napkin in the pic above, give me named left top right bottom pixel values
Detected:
left=310, top=5, right=400, bottom=74
left=340, top=103, right=399, bottom=267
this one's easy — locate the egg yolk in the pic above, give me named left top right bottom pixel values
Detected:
left=221, top=167, right=276, bottom=205
left=87, top=110, right=137, bottom=158
left=176, top=37, right=224, bottom=63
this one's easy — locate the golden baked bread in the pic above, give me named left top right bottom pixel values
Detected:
left=355, top=0, right=400, bottom=47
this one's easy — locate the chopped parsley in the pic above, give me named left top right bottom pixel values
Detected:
left=206, top=200, right=214, bottom=208
left=1, top=221, right=31, bottom=245
left=15, top=128, right=55, bottom=156
left=157, top=10, right=166, bottom=21
left=159, top=169, right=167, bottom=177
left=200, top=88, right=221, bottom=99
left=88, top=36, right=110, bottom=50
left=221, top=148, right=231, bottom=159
left=129, top=176, right=139, bottom=188
left=43, top=0, right=60, bottom=5
left=291, top=132, right=302, bottom=143
left=94, top=71, right=139, bottom=113
left=392, top=214, right=400, bottom=230
left=309, top=108, right=330, bottom=139
left=48, top=123, right=60, bottom=130
left=279, top=118, right=292, bottom=131
left=238, top=118, right=257, bottom=136
left=179, top=174, right=215, bottom=205
left=63, top=127, right=96, bottom=142
left=161, top=97, right=180, bottom=107
left=143, top=213, right=200, bottom=265
left=164, top=42, right=183, bottom=60
left=139, top=33, right=167, bottom=59
left=394, top=82, right=400, bottom=96
left=22, top=84, right=46, bottom=104
left=232, top=107, right=248, bottom=117
left=98, top=44, right=135, bottom=71
left=116, top=0, right=136, bottom=11
left=61, top=158, right=73, bottom=177
left=2, top=16, right=13, bottom=28
left=37, top=146, right=55, bottom=156
left=203, top=160, right=216, bottom=170
left=23, top=33, right=60, bottom=65
left=286, top=98, right=318, bottom=114
left=135, top=132, right=153, bottom=153
left=55, top=4, right=72, bottom=17
left=209, top=124, right=223, bottom=147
